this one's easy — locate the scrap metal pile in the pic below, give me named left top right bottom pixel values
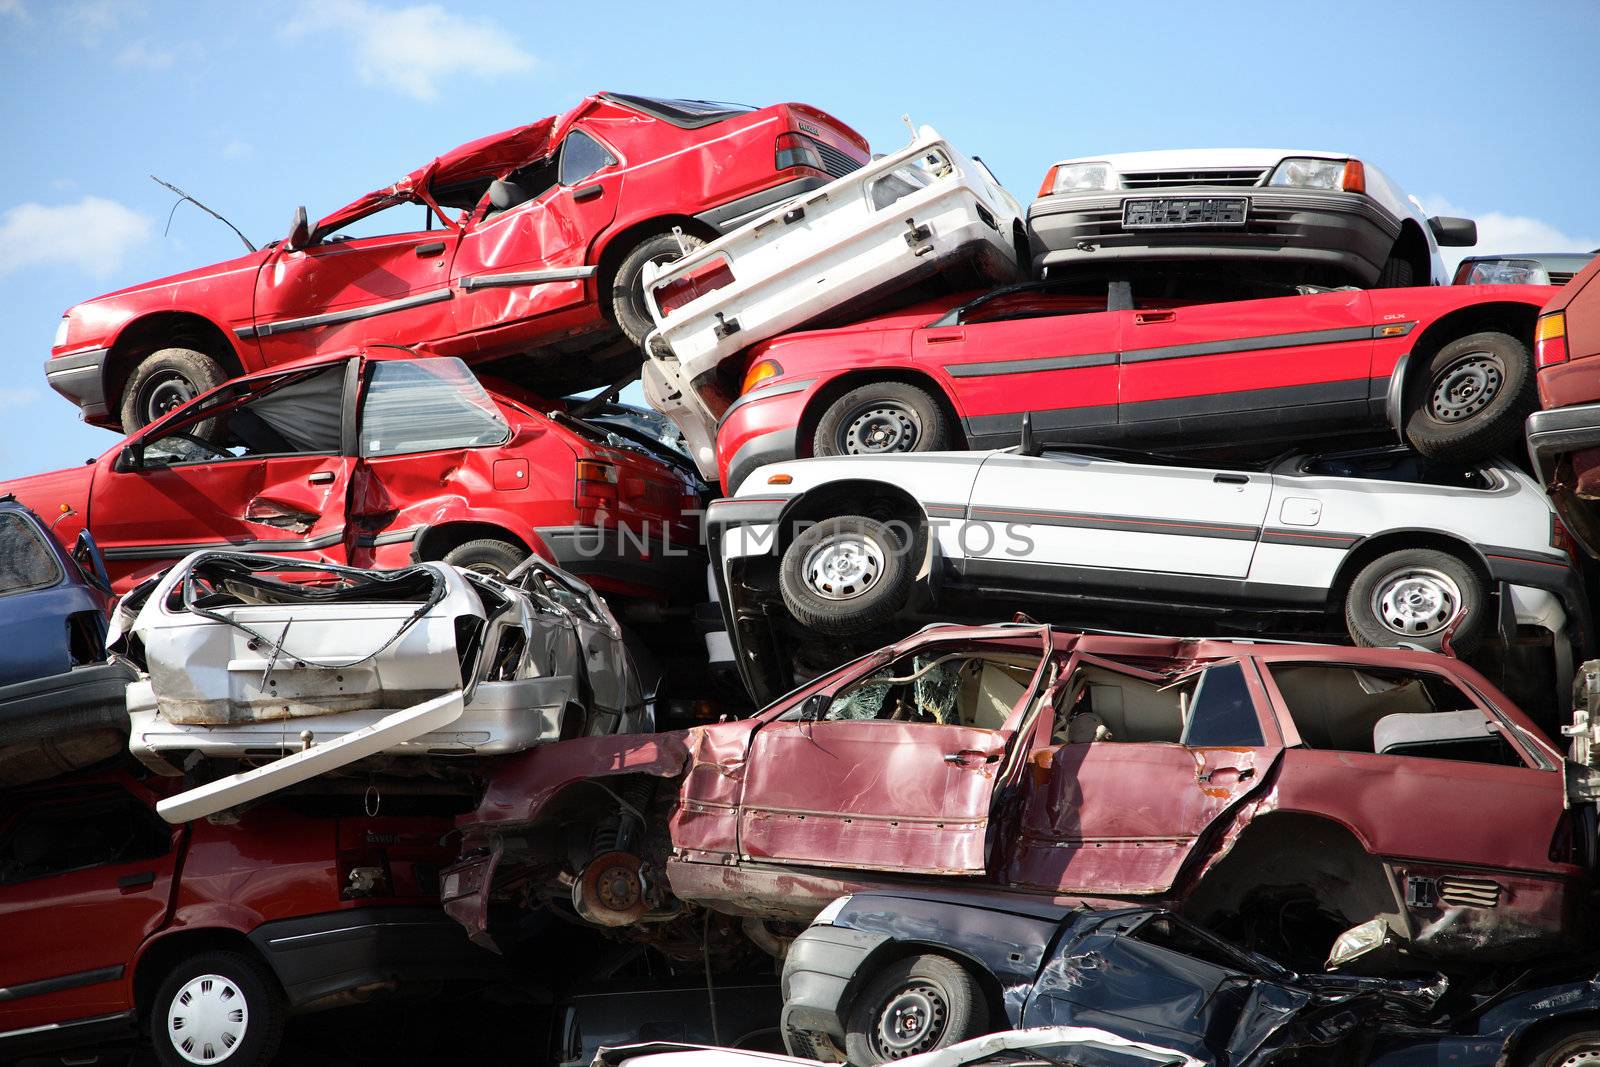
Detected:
left=4, top=91, right=1600, bottom=1067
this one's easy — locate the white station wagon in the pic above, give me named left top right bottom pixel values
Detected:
left=705, top=443, right=1586, bottom=696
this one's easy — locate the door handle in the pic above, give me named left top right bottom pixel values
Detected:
left=573, top=185, right=603, bottom=203
left=118, top=871, right=156, bottom=891
left=944, top=749, right=999, bottom=766
left=1213, top=473, right=1250, bottom=485
left=1134, top=311, right=1176, bottom=324
left=309, top=471, right=336, bottom=484
left=924, top=331, right=965, bottom=344
left=415, top=242, right=447, bottom=257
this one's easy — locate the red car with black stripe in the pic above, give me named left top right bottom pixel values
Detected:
left=714, top=272, right=1552, bottom=490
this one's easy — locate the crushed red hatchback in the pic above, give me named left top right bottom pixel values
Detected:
left=46, top=93, right=868, bottom=431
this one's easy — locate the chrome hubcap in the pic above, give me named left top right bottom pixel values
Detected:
left=1429, top=354, right=1503, bottom=422
left=1372, top=567, right=1462, bottom=636
left=875, top=985, right=946, bottom=1058
left=167, top=974, right=248, bottom=1063
left=843, top=404, right=920, bottom=454
left=802, top=534, right=884, bottom=600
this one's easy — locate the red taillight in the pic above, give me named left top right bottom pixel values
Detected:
left=775, top=132, right=825, bottom=173
left=1036, top=165, right=1060, bottom=197
left=576, top=457, right=619, bottom=509
left=1536, top=312, right=1570, bottom=368
left=653, top=256, right=735, bottom=317
left=1553, top=513, right=1581, bottom=567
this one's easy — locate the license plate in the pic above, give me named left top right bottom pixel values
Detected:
left=1123, top=197, right=1248, bottom=229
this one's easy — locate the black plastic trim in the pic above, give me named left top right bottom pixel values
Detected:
left=0, top=965, right=123, bottom=1003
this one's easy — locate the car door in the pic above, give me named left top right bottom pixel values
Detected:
left=0, top=782, right=180, bottom=1036
left=452, top=128, right=622, bottom=335
left=733, top=630, right=1054, bottom=874
left=1116, top=287, right=1376, bottom=447
left=912, top=284, right=1122, bottom=450
left=250, top=197, right=458, bottom=366
left=89, top=362, right=356, bottom=589
left=1005, top=655, right=1281, bottom=895
left=961, top=451, right=1272, bottom=587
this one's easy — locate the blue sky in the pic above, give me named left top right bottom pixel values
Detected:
left=0, top=0, right=1596, bottom=481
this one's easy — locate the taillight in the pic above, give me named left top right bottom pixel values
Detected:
left=775, top=132, right=825, bottom=173
left=653, top=256, right=735, bottom=317
left=1036, top=165, right=1059, bottom=197
left=1537, top=311, right=1570, bottom=368
left=740, top=358, right=783, bottom=394
left=1553, top=513, right=1581, bottom=566
left=576, top=457, right=619, bottom=509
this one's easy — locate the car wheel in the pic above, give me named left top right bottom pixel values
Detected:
left=611, top=231, right=707, bottom=346
left=150, top=950, right=285, bottom=1067
left=1377, top=254, right=1415, bottom=288
left=812, top=382, right=955, bottom=459
left=1403, top=331, right=1534, bottom=463
left=1515, top=1021, right=1600, bottom=1067
left=1343, top=548, right=1486, bottom=654
left=779, top=516, right=915, bottom=636
left=120, top=348, right=226, bottom=432
left=442, top=538, right=529, bottom=578
left=844, top=954, right=988, bottom=1066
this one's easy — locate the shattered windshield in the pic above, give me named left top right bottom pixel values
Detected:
left=0, top=512, right=62, bottom=596
left=827, top=654, right=966, bottom=723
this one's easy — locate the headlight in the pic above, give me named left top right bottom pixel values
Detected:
left=1461, top=259, right=1551, bottom=286
left=1040, top=162, right=1119, bottom=196
left=1325, top=918, right=1391, bottom=969
left=812, top=894, right=852, bottom=926
left=1268, top=157, right=1365, bottom=193
left=53, top=316, right=70, bottom=349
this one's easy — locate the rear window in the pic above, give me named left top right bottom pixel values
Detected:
left=361, top=358, right=510, bottom=458
left=1297, top=449, right=1492, bottom=490
left=0, top=511, right=62, bottom=597
left=603, top=93, right=756, bottom=128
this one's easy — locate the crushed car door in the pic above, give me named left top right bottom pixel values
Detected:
left=452, top=128, right=622, bottom=335
left=90, top=363, right=355, bottom=587
left=1005, top=655, right=1280, bottom=895
left=249, top=196, right=457, bottom=366
left=962, top=450, right=1272, bottom=585
left=1116, top=286, right=1376, bottom=448
left=734, top=629, right=1053, bottom=875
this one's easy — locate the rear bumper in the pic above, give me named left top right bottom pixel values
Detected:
left=0, top=661, right=134, bottom=731
left=779, top=924, right=885, bottom=1044
left=44, top=347, right=111, bottom=421
left=248, top=906, right=507, bottom=1011
left=696, top=176, right=833, bottom=234
left=1527, top=403, right=1600, bottom=557
left=1027, top=188, right=1399, bottom=283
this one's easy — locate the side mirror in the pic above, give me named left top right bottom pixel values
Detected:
left=1428, top=216, right=1477, bottom=248
left=116, top=445, right=141, bottom=472
left=799, top=693, right=830, bottom=722
left=73, top=530, right=113, bottom=593
left=1019, top=412, right=1041, bottom=457
left=285, top=205, right=311, bottom=252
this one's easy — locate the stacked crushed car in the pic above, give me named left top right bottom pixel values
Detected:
left=6, top=90, right=1600, bottom=1066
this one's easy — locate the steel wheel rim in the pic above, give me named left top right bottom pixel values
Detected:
left=802, top=533, right=884, bottom=600
left=167, top=973, right=249, bottom=1064
left=1429, top=353, right=1504, bottom=422
left=1556, top=1049, right=1600, bottom=1067
left=873, top=983, right=947, bottom=1059
left=1370, top=566, right=1462, bottom=637
left=143, top=372, right=198, bottom=423
left=841, top=403, right=921, bottom=455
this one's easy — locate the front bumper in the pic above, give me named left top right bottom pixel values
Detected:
left=248, top=905, right=507, bottom=1011
left=780, top=924, right=887, bottom=1045
left=715, top=380, right=814, bottom=490
left=43, top=347, right=111, bottom=421
left=1027, top=187, right=1399, bottom=283
left=1527, top=402, right=1600, bottom=557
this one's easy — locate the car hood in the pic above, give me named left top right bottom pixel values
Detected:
left=75, top=246, right=271, bottom=306
left=0, top=464, right=97, bottom=522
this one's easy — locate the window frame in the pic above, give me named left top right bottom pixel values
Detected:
left=356, top=357, right=513, bottom=460
left=0, top=788, right=173, bottom=887
left=1041, top=653, right=1279, bottom=750
left=0, top=510, right=65, bottom=598
left=558, top=129, right=618, bottom=187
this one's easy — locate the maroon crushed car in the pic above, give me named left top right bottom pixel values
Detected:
left=444, top=623, right=1592, bottom=971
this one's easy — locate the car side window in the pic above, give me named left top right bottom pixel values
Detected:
left=808, top=651, right=1040, bottom=729
left=320, top=198, right=435, bottom=242
left=559, top=130, right=615, bottom=187
left=0, top=789, right=169, bottom=885
left=1267, top=663, right=1528, bottom=768
left=360, top=358, right=510, bottom=458
left=138, top=365, right=346, bottom=468
left=1052, top=660, right=1263, bottom=746
left=0, top=512, right=63, bottom=597
left=1180, top=662, right=1265, bottom=747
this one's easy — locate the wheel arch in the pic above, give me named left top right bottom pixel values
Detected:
left=1327, top=528, right=1493, bottom=616
left=1389, top=218, right=1433, bottom=285
left=131, top=925, right=277, bottom=1021
left=592, top=214, right=721, bottom=322
left=412, top=520, right=534, bottom=563
left=1502, top=1012, right=1600, bottom=1067
left=1401, top=300, right=1542, bottom=397
left=105, top=311, right=247, bottom=421
left=775, top=480, right=930, bottom=557
left=797, top=369, right=967, bottom=460
left=840, top=940, right=1009, bottom=1039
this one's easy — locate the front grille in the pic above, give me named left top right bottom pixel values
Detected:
left=1437, top=876, right=1501, bottom=908
left=815, top=140, right=863, bottom=180
left=1550, top=271, right=1576, bottom=286
left=1121, top=168, right=1268, bottom=188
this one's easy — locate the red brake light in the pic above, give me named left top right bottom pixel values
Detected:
left=1536, top=312, right=1570, bottom=368
left=1552, top=513, right=1581, bottom=566
left=775, top=132, right=825, bottom=173
left=653, top=256, right=735, bottom=317
left=576, top=458, right=619, bottom=511
left=1037, top=165, right=1060, bottom=197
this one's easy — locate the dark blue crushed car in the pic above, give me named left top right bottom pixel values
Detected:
left=0, top=494, right=133, bottom=785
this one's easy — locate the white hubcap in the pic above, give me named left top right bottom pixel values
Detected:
left=803, top=535, right=885, bottom=600
left=1372, top=567, right=1462, bottom=636
left=167, top=974, right=249, bottom=1063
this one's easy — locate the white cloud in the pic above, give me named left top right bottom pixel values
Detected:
left=0, top=0, right=29, bottom=22
left=0, top=388, right=41, bottom=410
left=65, top=0, right=143, bottom=42
left=284, top=0, right=535, bottom=102
left=221, top=138, right=254, bottom=160
left=1421, top=195, right=1599, bottom=274
left=0, top=197, right=152, bottom=279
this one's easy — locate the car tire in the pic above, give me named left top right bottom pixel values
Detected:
left=121, top=348, right=226, bottom=432
left=150, top=950, right=285, bottom=1067
left=812, top=382, right=955, bottom=459
left=442, top=538, right=529, bottom=578
left=1403, top=331, right=1534, bottom=463
left=779, top=516, right=915, bottom=636
left=1377, top=254, right=1414, bottom=288
left=1514, top=1021, right=1600, bottom=1067
left=1343, top=548, right=1487, bottom=655
left=611, top=231, right=707, bottom=346
left=844, top=954, right=988, bottom=1066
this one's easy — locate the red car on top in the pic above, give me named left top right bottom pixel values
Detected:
left=46, top=93, right=868, bottom=432
left=713, top=272, right=1553, bottom=490
left=1, top=351, right=703, bottom=599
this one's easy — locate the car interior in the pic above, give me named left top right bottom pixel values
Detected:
left=140, top=365, right=345, bottom=466
left=814, top=650, right=1040, bottom=728
left=1051, top=660, right=1264, bottom=748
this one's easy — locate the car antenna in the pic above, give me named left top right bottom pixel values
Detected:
left=1019, top=412, right=1041, bottom=457
left=149, top=175, right=256, bottom=253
